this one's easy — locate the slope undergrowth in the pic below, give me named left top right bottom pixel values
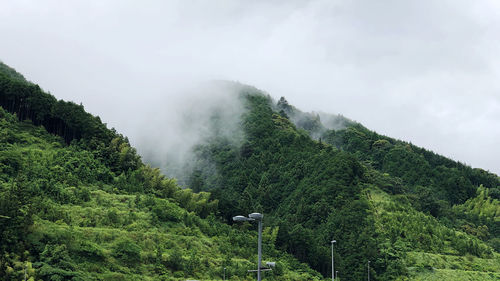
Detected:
left=0, top=65, right=323, bottom=280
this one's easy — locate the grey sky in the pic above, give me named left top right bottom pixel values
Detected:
left=1, top=0, right=499, bottom=175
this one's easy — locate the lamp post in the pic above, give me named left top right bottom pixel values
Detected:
left=367, top=260, right=370, bottom=281
left=223, top=267, right=226, bottom=281
left=331, top=240, right=336, bottom=281
left=233, top=213, right=264, bottom=281
left=336, top=270, right=338, bottom=280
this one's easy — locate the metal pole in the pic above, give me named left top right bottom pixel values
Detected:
left=258, top=219, right=262, bottom=281
left=336, top=270, right=338, bottom=280
left=367, top=260, right=370, bottom=281
left=224, top=267, right=226, bottom=280
left=331, top=242, right=334, bottom=281
left=331, top=240, right=336, bottom=281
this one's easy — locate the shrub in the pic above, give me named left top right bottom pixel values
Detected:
left=111, top=238, right=141, bottom=264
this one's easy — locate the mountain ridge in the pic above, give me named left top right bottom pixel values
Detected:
left=0, top=62, right=323, bottom=280
left=175, top=86, right=500, bottom=280
left=1, top=62, right=499, bottom=280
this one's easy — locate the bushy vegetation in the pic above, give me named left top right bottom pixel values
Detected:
left=0, top=66, right=322, bottom=280
left=1, top=62, right=499, bottom=280
left=188, top=94, right=500, bottom=279
left=317, top=118, right=499, bottom=206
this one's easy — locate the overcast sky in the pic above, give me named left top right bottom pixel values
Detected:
left=1, top=0, right=499, bottom=175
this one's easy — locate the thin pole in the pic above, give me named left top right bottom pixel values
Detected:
left=367, top=260, right=370, bottom=281
left=223, top=267, right=226, bottom=280
left=331, top=242, right=334, bottom=281
left=331, top=240, right=336, bottom=281
left=258, top=219, right=262, bottom=281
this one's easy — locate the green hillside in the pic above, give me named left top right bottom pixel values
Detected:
left=1, top=61, right=499, bottom=280
left=0, top=63, right=322, bottom=280
left=185, top=92, right=500, bottom=280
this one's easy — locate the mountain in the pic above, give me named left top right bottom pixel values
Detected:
left=0, top=62, right=322, bottom=280
left=175, top=88, right=500, bottom=280
left=1, top=61, right=499, bottom=280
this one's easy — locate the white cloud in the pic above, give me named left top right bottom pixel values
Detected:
left=1, top=0, right=499, bottom=174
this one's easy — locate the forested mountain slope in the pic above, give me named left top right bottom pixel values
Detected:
left=0, top=62, right=322, bottom=281
left=1, top=60, right=499, bottom=280
left=279, top=96, right=500, bottom=250
left=185, top=90, right=500, bottom=280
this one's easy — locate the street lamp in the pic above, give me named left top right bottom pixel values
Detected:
left=367, top=260, right=370, bottom=281
left=331, top=240, right=336, bottom=281
left=223, top=267, right=226, bottom=281
left=233, top=213, right=264, bottom=281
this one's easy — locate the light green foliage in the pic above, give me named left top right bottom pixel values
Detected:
left=406, top=252, right=500, bottom=280
left=1, top=63, right=499, bottom=280
left=0, top=92, right=320, bottom=280
left=455, top=186, right=500, bottom=220
left=190, top=94, right=380, bottom=279
left=188, top=90, right=500, bottom=280
left=368, top=187, right=499, bottom=279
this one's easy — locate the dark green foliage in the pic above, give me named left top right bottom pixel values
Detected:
left=0, top=149, right=23, bottom=177
left=112, top=238, right=142, bottom=264
left=0, top=68, right=141, bottom=177
left=75, top=241, right=104, bottom=261
left=0, top=62, right=498, bottom=280
left=0, top=61, right=27, bottom=82
left=39, top=244, right=76, bottom=271
left=320, top=123, right=499, bottom=207
left=187, top=89, right=500, bottom=280
left=166, top=248, right=184, bottom=271
left=190, top=93, right=384, bottom=277
left=0, top=65, right=321, bottom=280
left=0, top=178, right=35, bottom=255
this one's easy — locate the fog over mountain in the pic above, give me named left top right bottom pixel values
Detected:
left=1, top=0, right=499, bottom=174
left=132, top=81, right=248, bottom=180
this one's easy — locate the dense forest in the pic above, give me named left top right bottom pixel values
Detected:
left=184, top=91, right=500, bottom=280
left=1, top=61, right=499, bottom=280
left=0, top=62, right=322, bottom=280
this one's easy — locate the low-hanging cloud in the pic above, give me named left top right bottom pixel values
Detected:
left=130, top=81, right=247, bottom=182
left=0, top=0, right=499, bottom=174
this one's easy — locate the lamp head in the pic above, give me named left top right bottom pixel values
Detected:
left=233, top=215, right=251, bottom=222
left=249, top=213, right=263, bottom=220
